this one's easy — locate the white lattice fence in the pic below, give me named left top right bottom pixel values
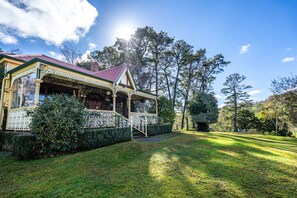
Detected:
left=7, top=108, right=32, bottom=130
left=85, top=110, right=116, bottom=128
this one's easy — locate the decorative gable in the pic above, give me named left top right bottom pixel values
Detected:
left=115, top=67, right=136, bottom=90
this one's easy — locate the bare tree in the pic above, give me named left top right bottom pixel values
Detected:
left=60, top=44, right=81, bottom=64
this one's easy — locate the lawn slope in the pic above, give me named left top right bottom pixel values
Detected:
left=1, top=131, right=297, bottom=197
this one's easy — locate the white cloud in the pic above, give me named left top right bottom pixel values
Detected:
left=248, top=89, right=262, bottom=96
left=48, top=51, right=63, bottom=60
left=49, top=51, right=56, bottom=56
left=0, top=0, right=98, bottom=45
left=81, top=42, right=97, bottom=61
left=240, top=44, right=251, bottom=54
left=281, top=57, right=295, bottom=63
left=88, top=42, right=97, bottom=50
left=219, top=103, right=226, bottom=108
left=0, top=30, right=18, bottom=44
left=215, top=94, right=222, bottom=99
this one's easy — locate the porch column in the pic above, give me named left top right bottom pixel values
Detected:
left=127, top=95, right=131, bottom=119
left=112, top=93, right=117, bottom=112
left=34, top=79, right=42, bottom=106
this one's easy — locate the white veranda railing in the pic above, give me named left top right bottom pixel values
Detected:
left=7, top=107, right=33, bottom=131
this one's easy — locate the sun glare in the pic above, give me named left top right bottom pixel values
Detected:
left=114, top=24, right=135, bottom=40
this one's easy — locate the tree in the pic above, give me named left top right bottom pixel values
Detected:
left=221, top=73, right=252, bottom=132
left=179, top=49, right=206, bottom=129
left=158, top=96, right=175, bottom=125
left=198, top=54, right=230, bottom=93
left=91, top=46, right=122, bottom=67
left=189, top=92, right=218, bottom=132
left=148, top=29, right=174, bottom=95
left=60, top=44, right=82, bottom=64
left=237, top=109, right=259, bottom=131
left=170, top=40, right=193, bottom=108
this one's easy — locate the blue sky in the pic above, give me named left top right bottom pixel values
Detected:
left=0, top=0, right=296, bottom=105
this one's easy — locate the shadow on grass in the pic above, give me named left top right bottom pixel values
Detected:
left=1, top=131, right=297, bottom=197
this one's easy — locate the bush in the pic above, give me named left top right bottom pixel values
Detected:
left=147, top=124, right=172, bottom=136
left=78, top=127, right=131, bottom=150
left=12, top=135, right=41, bottom=160
left=158, top=96, right=175, bottom=125
left=28, top=94, right=86, bottom=155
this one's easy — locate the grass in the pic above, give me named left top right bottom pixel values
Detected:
left=1, top=131, right=297, bottom=197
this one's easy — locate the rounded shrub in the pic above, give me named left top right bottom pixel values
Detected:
left=28, top=94, right=86, bottom=155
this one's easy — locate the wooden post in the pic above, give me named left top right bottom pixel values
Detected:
left=34, top=79, right=42, bottom=106
left=127, top=95, right=131, bottom=119
left=112, top=93, right=117, bottom=112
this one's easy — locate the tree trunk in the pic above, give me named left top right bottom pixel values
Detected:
left=233, top=89, right=238, bottom=132
left=186, top=115, right=189, bottom=131
left=172, top=66, right=181, bottom=109
left=181, top=93, right=189, bottom=129
left=164, top=73, right=172, bottom=101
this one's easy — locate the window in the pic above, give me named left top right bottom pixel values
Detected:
left=12, top=73, right=35, bottom=108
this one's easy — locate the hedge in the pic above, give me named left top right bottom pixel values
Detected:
left=0, top=132, right=18, bottom=151
left=12, top=135, right=40, bottom=160
left=78, top=127, right=131, bottom=150
left=12, top=127, right=131, bottom=160
left=147, top=124, right=172, bottom=136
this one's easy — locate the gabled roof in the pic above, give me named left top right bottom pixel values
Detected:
left=0, top=53, right=157, bottom=96
left=94, top=64, right=126, bottom=82
left=0, top=53, right=126, bottom=83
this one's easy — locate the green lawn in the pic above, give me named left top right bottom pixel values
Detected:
left=1, top=131, right=297, bottom=197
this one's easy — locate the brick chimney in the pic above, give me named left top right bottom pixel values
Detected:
left=90, top=61, right=99, bottom=72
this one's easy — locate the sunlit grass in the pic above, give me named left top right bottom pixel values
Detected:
left=1, top=131, right=297, bottom=197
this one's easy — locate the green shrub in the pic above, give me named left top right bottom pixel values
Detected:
left=78, top=127, right=131, bottom=150
left=147, top=124, right=172, bottom=136
left=0, top=132, right=15, bottom=150
left=28, top=94, right=86, bottom=155
left=12, top=135, right=40, bottom=160
left=158, top=96, right=175, bottom=125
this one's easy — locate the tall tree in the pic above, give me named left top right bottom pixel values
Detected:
left=198, top=54, right=230, bottom=93
left=170, top=40, right=193, bottom=108
left=148, top=29, right=174, bottom=95
left=91, top=46, right=122, bottom=67
left=60, top=44, right=81, bottom=65
left=179, top=49, right=206, bottom=129
left=221, top=73, right=252, bottom=132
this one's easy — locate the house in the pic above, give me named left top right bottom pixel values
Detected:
left=0, top=53, right=160, bottom=137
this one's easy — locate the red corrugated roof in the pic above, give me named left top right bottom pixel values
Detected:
left=5, top=54, right=126, bottom=83
left=94, top=64, right=126, bottom=82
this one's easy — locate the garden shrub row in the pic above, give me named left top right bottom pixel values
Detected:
left=12, top=127, right=131, bottom=160
left=78, top=127, right=131, bottom=150
left=147, top=123, right=172, bottom=136
left=0, top=132, right=17, bottom=151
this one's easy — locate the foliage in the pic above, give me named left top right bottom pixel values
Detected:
left=0, top=62, right=5, bottom=92
left=271, top=74, right=297, bottom=94
left=28, top=94, right=86, bottom=155
left=60, top=44, right=82, bottom=64
left=210, top=105, right=234, bottom=132
left=221, top=73, right=252, bottom=132
left=189, top=92, right=218, bottom=131
left=12, top=135, right=40, bottom=160
left=78, top=127, right=131, bottom=151
left=158, top=96, right=175, bottom=125
left=147, top=124, right=172, bottom=136
left=91, top=46, right=122, bottom=67
left=237, top=109, right=260, bottom=131
left=1, top=132, right=297, bottom=197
